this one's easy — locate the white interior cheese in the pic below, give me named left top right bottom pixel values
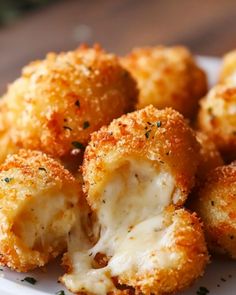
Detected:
left=109, top=216, right=181, bottom=275
left=62, top=158, right=180, bottom=295
left=13, top=193, right=76, bottom=250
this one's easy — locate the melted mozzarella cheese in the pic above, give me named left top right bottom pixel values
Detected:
left=64, top=252, right=114, bottom=294
left=62, top=159, right=180, bottom=294
left=13, top=193, right=76, bottom=250
left=99, top=159, right=176, bottom=225
left=109, top=215, right=181, bottom=275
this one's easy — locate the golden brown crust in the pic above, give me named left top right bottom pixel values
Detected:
left=83, top=106, right=200, bottom=207
left=121, top=46, right=207, bottom=119
left=193, top=162, right=236, bottom=258
left=0, top=150, right=81, bottom=272
left=197, top=84, right=236, bottom=161
left=195, top=131, right=224, bottom=181
left=115, top=209, right=208, bottom=295
left=0, top=45, right=138, bottom=162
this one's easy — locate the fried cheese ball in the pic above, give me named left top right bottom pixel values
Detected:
left=121, top=46, right=207, bottom=118
left=196, top=131, right=224, bottom=181
left=194, top=162, right=236, bottom=258
left=0, top=45, right=138, bottom=163
left=198, top=84, right=236, bottom=161
left=220, top=50, right=236, bottom=85
left=61, top=106, right=208, bottom=295
left=0, top=150, right=81, bottom=272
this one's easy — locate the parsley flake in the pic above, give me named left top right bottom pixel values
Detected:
left=56, top=291, right=65, bottom=295
left=3, top=177, right=13, bottom=183
left=21, top=277, right=37, bottom=285
left=145, top=130, right=151, bottom=139
left=207, top=107, right=212, bottom=114
left=72, top=141, right=85, bottom=150
left=83, top=121, right=90, bottom=129
left=197, top=286, right=209, bottom=295
left=221, top=277, right=226, bottom=282
left=157, top=121, right=162, bottom=127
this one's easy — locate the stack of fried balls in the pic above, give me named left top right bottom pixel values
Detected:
left=0, top=43, right=235, bottom=295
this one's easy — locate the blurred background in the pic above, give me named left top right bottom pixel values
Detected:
left=1, top=0, right=236, bottom=94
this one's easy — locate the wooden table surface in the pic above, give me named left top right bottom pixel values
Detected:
left=1, top=0, right=236, bottom=95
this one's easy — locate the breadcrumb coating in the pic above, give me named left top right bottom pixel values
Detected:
left=61, top=106, right=208, bottom=295
left=83, top=105, right=200, bottom=207
left=113, top=209, right=208, bottom=295
left=0, top=150, right=81, bottom=272
left=195, top=131, right=224, bottom=181
left=0, top=45, right=138, bottom=163
left=197, top=84, right=236, bottom=161
left=193, top=162, right=236, bottom=258
left=121, top=46, right=207, bottom=118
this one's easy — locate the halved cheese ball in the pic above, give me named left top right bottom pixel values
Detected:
left=61, top=106, right=208, bottom=295
left=197, top=84, right=236, bottom=161
left=0, top=45, right=138, bottom=164
left=121, top=46, right=207, bottom=119
left=0, top=150, right=81, bottom=272
left=220, top=50, right=236, bottom=85
left=193, top=162, right=236, bottom=258
left=196, top=131, right=224, bottom=181
left=84, top=106, right=201, bottom=207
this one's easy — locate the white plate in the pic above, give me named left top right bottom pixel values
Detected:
left=1, top=56, right=234, bottom=295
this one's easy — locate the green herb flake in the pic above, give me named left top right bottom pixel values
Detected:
left=38, top=167, right=47, bottom=172
left=207, top=107, right=212, bottom=114
left=145, top=130, right=151, bottom=139
left=196, top=286, right=209, bottom=295
left=75, top=100, right=80, bottom=107
left=3, top=177, right=13, bottom=183
left=21, top=277, right=37, bottom=285
left=72, top=141, right=85, bottom=150
left=207, top=107, right=215, bottom=120
left=157, top=121, right=162, bottom=127
left=56, top=291, right=65, bottom=295
left=221, top=277, right=226, bottom=282
left=83, top=121, right=90, bottom=129
left=63, top=126, right=72, bottom=131
left=0, top=268, right=3, bottom=271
